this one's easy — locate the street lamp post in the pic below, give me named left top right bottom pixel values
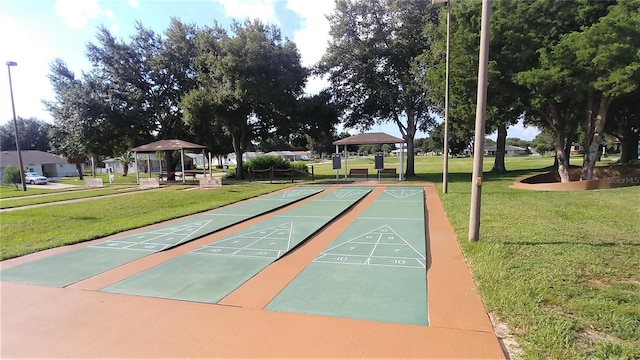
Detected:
left=6, top=61, right=26, bottom=191
left=468, top=0, right=491, bottom=242
left=432, top=0, right=452, bottom=194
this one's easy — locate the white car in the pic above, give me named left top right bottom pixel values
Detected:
left=25, top=172, right=48, bottom=185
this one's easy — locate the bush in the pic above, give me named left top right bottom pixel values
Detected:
left=245, top=155, right=291, bottom=170
left=3, top=164, right=22, bottom=190
left=291, top=161, right=309, bottom=174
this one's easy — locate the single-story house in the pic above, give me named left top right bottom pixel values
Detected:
left=292, top=150, right=312, bottom=160
left=0, top=150, right=80, bottom=180
left=484, top=145, right=529, bottom=157
left=225, top=152, right=263, bottom=165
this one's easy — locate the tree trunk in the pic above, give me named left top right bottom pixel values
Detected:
left=619, top=126, right=639, bottom=164
left=165, top=150, right=176, bottom=180
left=581, top=96, right=612, bottom=180
left=405, top=136, right=415, bottom=177
left=232, top=130, right=247, bottom=180
left=548, top=101, right=571, bottom=182
left=76, top=162, right=84, bottom=180
left=399, top=108, right=416, bottom=177
left=491, top=124, right=507, bottom=173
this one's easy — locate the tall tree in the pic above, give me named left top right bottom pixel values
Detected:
left=294, top=90, right=340, bottom=154
left=423, top=0, right=532, bottom=173
left=86, top=18, right=198, bottom=170
left=181, top=89, right=234, bottom=166
left=514, top=0, right=592, bottom=182
left=515, top=0, right=640, bottom=181
left=44, top=59, right=105, bottom=179
left=0, top=117, right=51, bottom=151
left=562, top=0, right=640, bottom=179
left=319, top=0, right=438, bottom=177
left=187, top=20, right=306, bottom=179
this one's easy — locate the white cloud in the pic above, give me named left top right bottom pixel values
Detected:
left=111, top=23, right=121, bottom=34
left=0, top=15, right=57, bottom=124
left=54, top=0, right=115, bottom=28
left=213, top=0, right=278, bottom=24
left=286, top=0, right=334, bottom=68
left=129, top=0, right=140, bottom=8
left=487, top=119, right=541, bottom=141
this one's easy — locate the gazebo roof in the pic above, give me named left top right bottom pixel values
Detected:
left=332, top=132, right=405, bottom=145
left=131, top=139, right=206, bottom=152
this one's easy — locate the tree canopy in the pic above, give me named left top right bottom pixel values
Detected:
left=319, top=0, right=439, bottom=177
left=183, top=19, right=307, bottom=179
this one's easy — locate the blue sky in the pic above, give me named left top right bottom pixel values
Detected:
left=0, top=0, right=539, bottom=141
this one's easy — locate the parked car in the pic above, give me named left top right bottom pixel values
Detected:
left=25, top=172, right=48, bottom=185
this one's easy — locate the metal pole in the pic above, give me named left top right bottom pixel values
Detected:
left=134, top=151, right=139, bottom=184
left=180, top=148, right=186, bottom=184
left=6, top=61, right=26, bottom=191
left=344, top=145, right=348, bottom=180
left=399, top=142, right=404, bottom=180
left=469, top=0, right=491, bottom=242
left=442, top=0, right=451, bottom=194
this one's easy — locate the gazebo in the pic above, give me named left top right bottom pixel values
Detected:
left=332, top=132, right=406, bottom=180
left=131, top=139, right=207, bottom=184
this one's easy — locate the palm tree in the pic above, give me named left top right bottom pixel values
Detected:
left=115, top=150, right=134, bottom=176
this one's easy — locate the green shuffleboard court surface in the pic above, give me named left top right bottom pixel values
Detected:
left=0, top=187, right=326, bottom=287
left=266, top=187, right=428, bottom=326
left=102, top=187, right=373, bottom=303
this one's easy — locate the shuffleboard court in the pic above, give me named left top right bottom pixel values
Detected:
left=265, top=186, right=428, bottom=326
left=0, top=187, right=326, bottom=287
left=102, top=187, right=373, bottom=303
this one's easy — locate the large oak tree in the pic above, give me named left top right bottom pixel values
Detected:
left=319, top=0, right=439, bottom=177
left=184, top=20, right=306, bottom=179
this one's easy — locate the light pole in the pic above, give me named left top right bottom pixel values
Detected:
left=432, top=0, right=451, bottom=194
left=6, top=61, right=26, bottom=191
left=468, top=0, right=491, bottom=242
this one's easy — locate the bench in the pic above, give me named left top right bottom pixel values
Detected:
left=158, top=172, right=175, bottom=181
left=139, top=178, right=160, bottom=188
left=84, top=178, right=104, bottom=188
left=199, top=175, right=223, bottom=188
left=377, top=168, right=397, bottom=179
left=349, top=168, right=369, bottom=179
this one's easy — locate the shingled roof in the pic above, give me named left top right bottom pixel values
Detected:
left=131, top=139, right=206, bottom=152
left=332, top=132, right=405, bottom=145
left=0, top=150, right=68, bottom=166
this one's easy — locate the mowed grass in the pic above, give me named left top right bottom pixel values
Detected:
left=0, top=183, right=289, bottom=260
left=1, top=155, right=638, bottom=359
left=0, top=186, right=143, bottom=209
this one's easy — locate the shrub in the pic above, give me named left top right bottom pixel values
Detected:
left=245, top=155, right=291, bottom=170
left=3, top=164, right=22, bottom=190
left=291, top=161, right=309, bottom=174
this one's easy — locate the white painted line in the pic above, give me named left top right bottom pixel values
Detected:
left=319, top=253, right=424, bottom=260
left=357, top=217, right=422, bottom=221
left=315, top=260, right=425, bottom=269
left=275, top=215, right=332, bottom=219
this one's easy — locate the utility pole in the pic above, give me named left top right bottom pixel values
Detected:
left=468, top=0, right=491, bottom=242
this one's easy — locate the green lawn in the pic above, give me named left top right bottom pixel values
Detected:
left=0, top=186, right=143, bottom=209
left=1, top=155, right=638, bottom=359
